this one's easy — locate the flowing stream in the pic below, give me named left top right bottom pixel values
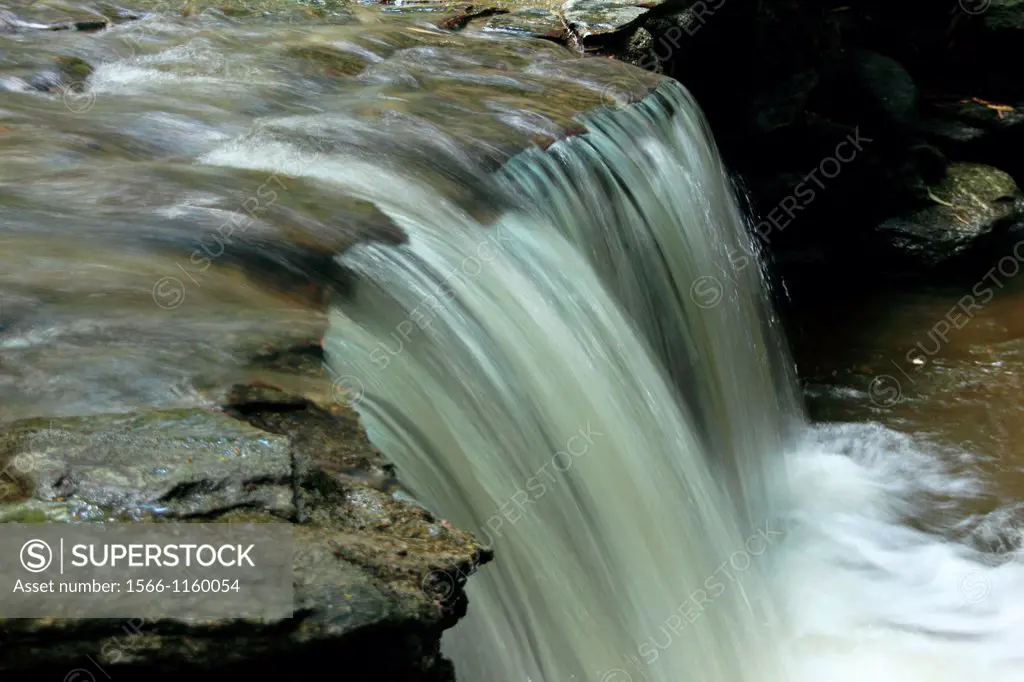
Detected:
left=3, top=3, right=1024, bottom=681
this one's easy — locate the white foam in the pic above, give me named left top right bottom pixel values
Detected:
left=780, top=422, right=1024, bottom=681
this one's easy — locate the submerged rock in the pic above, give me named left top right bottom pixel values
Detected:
left=0, top=388, right=491, bottom=680
left=286, top=44, right=371, bottom=77
left=438, top=6, right=509, bottom=31
left=877, top=163, right=1024, bottom=268
left=20, top=55, right=94, bottom=94
left=0, top=11, right=106, bottom=33
left=477, top=7, right=565, bottom=40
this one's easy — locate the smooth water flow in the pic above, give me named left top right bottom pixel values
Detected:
left=322, top=81, right=1024, bottom=682
left=324, top=83, right=787, bottom=682
left=495, top=92, right=799, bottom=535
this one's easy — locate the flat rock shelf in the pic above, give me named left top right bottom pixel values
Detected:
left=0, top=375, right=492, bottom=681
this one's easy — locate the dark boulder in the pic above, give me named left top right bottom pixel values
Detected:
left=876, top=163, right=1024, bottom=268
left=807, top=50, right=917, bottom=134
left=919, top=97, right=1024, bottom=183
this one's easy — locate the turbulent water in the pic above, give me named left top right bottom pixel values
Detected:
left=321, top=84, right=1024, bottom=682
left=3, top=3, right=1024, bottom=681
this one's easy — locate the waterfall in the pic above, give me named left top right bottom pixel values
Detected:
left=11, top=3, right=1024, bottom=677
left=494, top=88, right=801, bottom=536
left=196, top=77, right=1024, bottom=682
left=321, top=81, right=790, bottom=682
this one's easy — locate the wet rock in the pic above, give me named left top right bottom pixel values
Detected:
left=918, top=115, right=989, bottom=150
left=919, top=97, right=1024, bottom=180
left=96, top=6, right=145, bottom=23
left=248, top=343, right=326, bottom=377
left=877, top=163, right=1024, bottom=268
left=55, top=56, right=94, bottom=82
left=477, top=7, right=565, bottom=40
left=0, top=9, right=109, bottom=33
left=618, top=25, right=654, bottom=67
left=22, top=70, right=66, bottom=93
left=224, top=383, right=401, bottom=506
left=286, top=44, right=371, bottom=77
left=580, top=0, right=1024, bottom=299
left=954, top=0, right=1024, bottom=55
left=925, top=98, right=1024, bottom=138
left=22, top=56, right=94, bottom=94
left=0, top=410, right=294, bottom=520
left=46, top=20, right=109, bottom=32
left=562, top=0, right=658, bottom=41
left=981, top=0, right=1024, bottom=33
left=150, top=188, right=408, bottom=309
left=0, top=11, right=58, bottom=32
left=0, top=390, right=491, bottom=680
left=376, top=1, right=468, bottom=15
left=438, top=6, right=509, bottom=31
left=198, top=238, right=349, bottom=309
left=0, top=291, right=37, bottom=334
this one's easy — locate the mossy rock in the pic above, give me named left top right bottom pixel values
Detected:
left=286, top=44, right=370, bottom=77
left=877, top=163, right=1024, bottom=267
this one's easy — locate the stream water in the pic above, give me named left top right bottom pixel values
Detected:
left=3, top=3, right=1024, bottom=682
left=0, top=0, right=655, bottom=421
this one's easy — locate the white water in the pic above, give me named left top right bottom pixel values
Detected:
left=200, top=79, right=1024, bottom=681
left=783, top=423, right=1024, bottom=681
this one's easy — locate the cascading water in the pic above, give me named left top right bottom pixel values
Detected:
left=183, top=68, right=1024, bottom=682
left=322, top=81, right=788, bottom=682
left=7, top=3, right=1024, bottom=679
left=321, top=78, right=1024, bottom=682
left=493, top=91, right=801, bottom=536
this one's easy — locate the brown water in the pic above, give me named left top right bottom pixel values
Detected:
left=795, top=274, right=1024, bottom=527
